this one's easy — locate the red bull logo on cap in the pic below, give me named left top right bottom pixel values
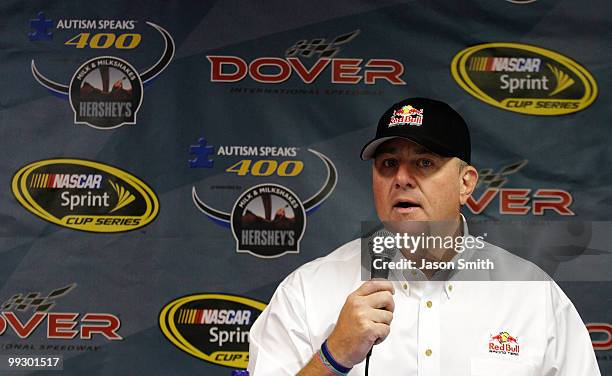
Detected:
left=388, top=105, right=424, bottom=127
left=489, top=331, right=520, bottom=356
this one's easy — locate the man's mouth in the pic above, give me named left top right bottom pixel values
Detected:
left=392, top=200, right=421, bottom=213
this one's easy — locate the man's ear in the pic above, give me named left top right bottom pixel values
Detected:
left=459, top=164, right=478, bottom=205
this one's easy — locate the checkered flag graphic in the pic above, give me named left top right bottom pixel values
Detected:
left=1, top=284, right=76, bottom=312
left=477, top=160, right=528, bottom=189
left=285, top=30, right=360, bottom=58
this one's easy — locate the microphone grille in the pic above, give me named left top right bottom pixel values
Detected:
left=368, top=229, right=398, bottom=260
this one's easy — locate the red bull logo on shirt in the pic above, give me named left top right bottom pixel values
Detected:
left=489, top=331, right=520, bottom=356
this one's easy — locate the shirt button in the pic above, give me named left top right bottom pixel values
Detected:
left=403, top=283, right=408, bottom=290
left=447, top=284, right=453, bottom=292
left=425, top=349, right=432, bottom=356
left=426, top=301, right=433, bottom=308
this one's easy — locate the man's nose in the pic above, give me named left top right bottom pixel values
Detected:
left=394, top=163, right=416, bottom=189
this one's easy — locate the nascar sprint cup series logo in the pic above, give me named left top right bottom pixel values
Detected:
left=30, top=15, right=174, bottom=129
left=12, top=159, right=159, bottom=232
left=159, top=294, right=266, bottom=369
left=451, top=43, right=597, bottom=115
left=190, top=138, right=337, bottom=258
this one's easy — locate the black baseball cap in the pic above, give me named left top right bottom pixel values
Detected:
left=360, top=97, right=471, bottom=164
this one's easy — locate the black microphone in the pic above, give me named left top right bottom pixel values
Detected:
left=366, top=229, right=398, bottom=374
left=369, top=229, right=398, bottom=280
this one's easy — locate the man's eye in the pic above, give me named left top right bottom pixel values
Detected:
left=417, top=158, right=433, bottom=168
left=382, top=159, right=398, bottom=168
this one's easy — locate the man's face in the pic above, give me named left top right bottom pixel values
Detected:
left=372, top=138, right=476, bottom=222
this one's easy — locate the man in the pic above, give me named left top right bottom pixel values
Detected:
left=247, top=98, right=600, bottom=375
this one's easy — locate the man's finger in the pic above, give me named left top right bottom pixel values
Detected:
left=371, top=323, right=391, bottom=344
left=370, top=308, right=393, bottom=324
left=354, top=280, right=395, bottom=297
left=364, top=291, right=395, bottom=312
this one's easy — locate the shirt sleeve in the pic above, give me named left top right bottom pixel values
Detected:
left=248, top=272, right=314, bottom=376
left=541, top=281, right=601, bottom=376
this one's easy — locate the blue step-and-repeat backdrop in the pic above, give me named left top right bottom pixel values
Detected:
left=1, top=0, right=611, bottom=374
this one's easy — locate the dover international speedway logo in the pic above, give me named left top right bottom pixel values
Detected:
left=12, top=159, right=159, bottom=232
left=207, top=30, right=406, bottom=86
left=451, top=43, right=597, bottom=115
left=466, top=160, right=574, bottom=216
left=159, top=294, right=266, bottom=369
left=30, top=17, right=174, bottom=129
left=0, top=284, right=121, bottom=345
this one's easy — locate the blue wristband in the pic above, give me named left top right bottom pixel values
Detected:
left=320, top=339, right=352, bottom=374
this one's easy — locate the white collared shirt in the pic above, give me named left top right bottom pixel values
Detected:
left=247, top=237, right=600, bottom=376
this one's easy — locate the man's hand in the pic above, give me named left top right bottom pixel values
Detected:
left=326, top=280, right=395, bottom=368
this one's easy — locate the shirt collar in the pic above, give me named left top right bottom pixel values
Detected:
left=390, top=214, right=471, bottom=299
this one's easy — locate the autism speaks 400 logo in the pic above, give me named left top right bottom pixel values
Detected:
left=451, top=43, right=597, bottom=115
left=189, top=138, right=337, bottom=258
left=12, top=159, right=159, bottom=232
left=30, top=16, right=174, bottom=129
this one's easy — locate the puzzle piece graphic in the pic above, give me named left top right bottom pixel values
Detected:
left=189, top=138, right=215, bottom=168
left=28, top=11, right=53, bottom=41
